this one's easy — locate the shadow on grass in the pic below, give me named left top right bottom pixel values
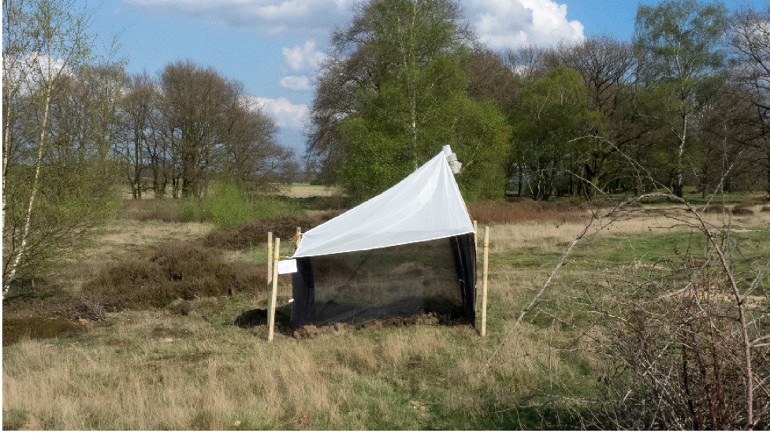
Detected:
left=234, top=304, right=292, bottom=328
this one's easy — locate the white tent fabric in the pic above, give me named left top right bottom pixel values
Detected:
left=293, top=151, right=474, bottom=258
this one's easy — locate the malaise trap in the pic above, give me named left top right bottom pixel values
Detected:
left=287, top=148, right=477, bottom=330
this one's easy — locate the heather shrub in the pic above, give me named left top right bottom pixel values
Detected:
left=732, top=203, right=755, bottom=215
left=204, top=212, right=342, bottom=250
left=2, top=317, right=86, bottom=346
left=81, top=241, right=265, bottom=309
left=703, top=203, right=728, bottom=214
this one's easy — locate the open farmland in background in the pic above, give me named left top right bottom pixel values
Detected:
left=3, top=189, right=768, bottom=430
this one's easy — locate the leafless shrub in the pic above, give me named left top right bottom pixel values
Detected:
left=483, top=145, right=770, bottom=429
left=592, top=251, right=769, bottom=429
left=59, top=295, right=107, bottom=322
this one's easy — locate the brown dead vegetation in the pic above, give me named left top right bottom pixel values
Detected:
left=80, top=241, right=266, bottom=310
left=203, top=212, right=341, bottom=250
left=468, top=200, right=589, bottom=224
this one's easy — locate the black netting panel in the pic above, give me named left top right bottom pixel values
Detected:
left=292, top=235, right=476, bottom=329
left=450, top=233, right=476, bottom=326
left=292, top=257, right=315, bottom=328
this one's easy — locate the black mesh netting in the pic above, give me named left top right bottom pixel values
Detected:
left=292, top=233, right=475, bottom=329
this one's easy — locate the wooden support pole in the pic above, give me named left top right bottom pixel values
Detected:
left=481, top=226, right=489, bottom=337
left=473, top=220, right=478, bottom=248
left=267, top=232, right=273, bottom=286
left=295, top=226, right=301, bottom=249
left=268, top=238, right=280, bottom=342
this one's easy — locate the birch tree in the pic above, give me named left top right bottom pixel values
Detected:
left=2, top=0, right=121, bottom=295
left=309, top=0, right=509, bottom=200
left=633, top=0, right=729, bottom=197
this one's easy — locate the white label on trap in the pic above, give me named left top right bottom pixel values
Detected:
left=277, top=259, right=297, bottom=274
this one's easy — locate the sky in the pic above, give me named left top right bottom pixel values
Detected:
left=79, top=0, right=767, bottom=158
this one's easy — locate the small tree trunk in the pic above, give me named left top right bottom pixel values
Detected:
left=674, top=113, right=688, bottom=198
left=766, top=145, right=770, bottom=201
left=133, top=130, right=142, bottom=199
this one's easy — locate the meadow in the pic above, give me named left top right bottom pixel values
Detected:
left=3, top=189, right=769, bottom=430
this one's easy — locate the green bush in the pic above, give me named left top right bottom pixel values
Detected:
left=174, top=180, right=303, bottom=228
left=180, top=199, right=204, bottom=223
left=204, top=180, right=252, bottom=228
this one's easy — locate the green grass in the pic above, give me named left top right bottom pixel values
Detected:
left=3, top=196, right=769, bottom=429
left=2, top=409, right=31, bottom=430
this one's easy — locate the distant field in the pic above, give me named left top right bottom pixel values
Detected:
left=274, top=183, right=342, bottom=198
left=120, top=183, right=343, bottom=200
left=3, top=197, right=769, bottom=429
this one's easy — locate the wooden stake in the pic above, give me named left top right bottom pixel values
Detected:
left=295, top=226, right=301, bottom=249
left=268, top=237, right=280, bottom=342
left=473, top=220, right=478, bottom=248
left=481, top=226, right=489, bottom=337
left=267, top=231, right=273, bottom=286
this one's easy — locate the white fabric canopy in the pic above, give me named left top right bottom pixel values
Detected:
left=293, top=151, right=474, bottom=258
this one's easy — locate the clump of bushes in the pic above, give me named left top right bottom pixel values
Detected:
left=703, top=203, right=729, bottom=214
left=469, top=200, right=587, bottom=224
left=121, top=180, right=304, bottom=227
left=702, top=203, right=756, bottom=215
left=181, top=180, right=304, bottom=228
left=81, top=241, right=266, bottom=310
left=732, top=203, right=755, bottom=215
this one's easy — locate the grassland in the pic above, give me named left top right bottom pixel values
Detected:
left=3, top=191, right=769, bottom=430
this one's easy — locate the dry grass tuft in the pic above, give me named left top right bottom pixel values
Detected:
left=119, top=198, right=185, bottom=222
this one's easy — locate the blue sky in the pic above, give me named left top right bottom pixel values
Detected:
left=80, top=0, right=766, bottom=157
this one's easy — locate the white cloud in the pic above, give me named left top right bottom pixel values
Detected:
left=242, top=94, right=308, bottom=129
left=128, top=0, right=585, bottom=51
left=280, top=39, right=325, bottom=92
left=467, top=0, right=585, bottom=50
left=280, top=75, right=312, bottom=91
left=282, top=39, right=327, bottom=72
left=127, top=0, right=356, bottom=35
left=129, top=0, right=586, bottom=101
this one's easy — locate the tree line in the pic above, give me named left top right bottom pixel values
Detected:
left=117, top=61, right=297, bottom=200
left=2, top=0, right=296, bottom=293
left=306, top=0, right=770, bottom=202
